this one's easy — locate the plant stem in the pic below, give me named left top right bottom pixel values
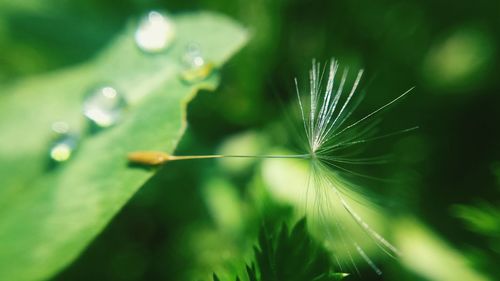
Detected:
left=168, top=154, right=311, bottom=161
left=127, top=151, right=311, bottom=166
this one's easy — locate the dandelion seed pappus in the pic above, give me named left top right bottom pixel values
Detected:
left=287, top=58, right=415, bottom=275
left=127, top=58, right=416, bottom=276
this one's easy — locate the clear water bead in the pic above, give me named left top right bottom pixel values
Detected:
left=83, top=86, right=126, bottom=128
left=135, top=11, right=176, bottom=53
left=51, top=121, right=70, bottom=134
left=182, top=43, right=206, bottom=69
left=49, top=122, right=78, bottom=163
left=180, top=43, right=215, bottom=84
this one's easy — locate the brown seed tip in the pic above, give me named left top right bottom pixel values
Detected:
left=127, top=151, right=171, bottom=166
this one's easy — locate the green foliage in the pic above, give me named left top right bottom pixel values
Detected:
left=1, top=0, right=499, bottom=280
left=0, top=12, right=248, bottom=281
left=214, top=219, right=347, bottom=281
left=454, top=203, right=500, bottom=236
left=455, top=163, right=500, bottom=238
left=451, top=164, right=500, bottom=277
left=253, top=219, right=343, bottom=281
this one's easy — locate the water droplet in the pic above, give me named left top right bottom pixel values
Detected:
left=51, top=121, right=69, bottom=134
left=49, top=122, right=78, bottom=163
left=182, top=43, right=206, bottom=69
left=83, top=86, right=126, bottom=128
left=135, top=11, right=176, bottom=53
left=179, top=43, right=216, bottom=84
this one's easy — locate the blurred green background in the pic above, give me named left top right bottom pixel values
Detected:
left=1, top=0, right=499, bottom=280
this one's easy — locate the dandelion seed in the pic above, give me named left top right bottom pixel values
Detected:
left=127, top=58, right=416, bottom=275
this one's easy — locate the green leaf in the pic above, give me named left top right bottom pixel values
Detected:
left=212, top=219, right=347, bottom=281
left=0, top=12, right=248, bottom=281
left=230, top=219, right=347, bottom=281
left=246, top=264, right=259, bottom=281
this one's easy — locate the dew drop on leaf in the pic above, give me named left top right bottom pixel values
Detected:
left=49, top=122, right=78, bottom=163
left=182, top=43, right=206, bottom=68
left=179, top=43, right=216, bottom=84
left=83, top=85, right=126, bottom=128
left=134, top=11, right=176, bottom=53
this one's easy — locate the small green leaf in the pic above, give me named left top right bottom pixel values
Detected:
left=238, top=219, right=347, bottom=281
left=0, top=12, right=248, bottom=281
left=246, top=264, right=258, bottom=281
